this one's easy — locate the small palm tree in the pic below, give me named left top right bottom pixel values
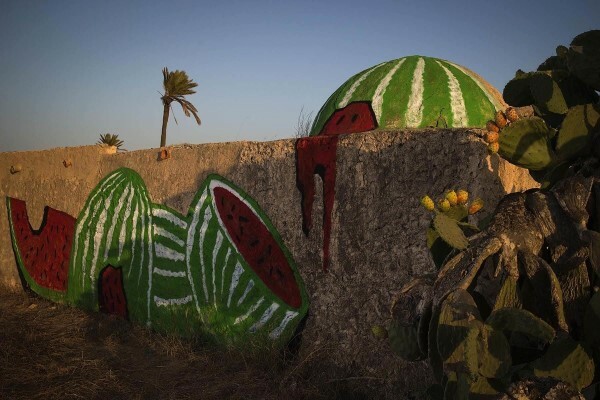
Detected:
left=160, top=67, right=201, bottom=147
left=97, top=133, right=125, bottom=151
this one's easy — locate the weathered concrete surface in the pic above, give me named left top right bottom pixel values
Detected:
left=0, top=129, right=537, bottom=397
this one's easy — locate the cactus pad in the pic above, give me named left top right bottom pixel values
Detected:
left=567, top=30, right=600, bottom=91
left=556, top=104, right=600, bottom=161
left=437, top=290, right=481, bottom=372
left=465, top=323, right=511, bottom=379
left=433, top=213, right=469, bottom=250
left=486, top=308, right=555, bottom=343
left=530, top=337, right=594, bottom=391
left=498, top=117, right=556, bottom=171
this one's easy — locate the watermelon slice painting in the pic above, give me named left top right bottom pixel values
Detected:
left=183, top=176, right=308, bottom=343
left=5, top=168, right=308, bottom=347
left=7, top=197, right=75, bottom=302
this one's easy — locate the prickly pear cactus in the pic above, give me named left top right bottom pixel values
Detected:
left=390, top=31, right=600, bottom=399
left=420, top=189, right=483, bottom=269
left=495, top=30, right=600, bottom=186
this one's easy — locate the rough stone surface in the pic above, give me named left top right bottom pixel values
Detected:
left=0, top=130, right=538, bottom=397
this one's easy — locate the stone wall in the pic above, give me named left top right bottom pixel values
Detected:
left=0, top=129, right=538, bottom=396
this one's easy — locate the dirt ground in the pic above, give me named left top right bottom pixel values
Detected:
left=0, top=290, right=374, bottom=400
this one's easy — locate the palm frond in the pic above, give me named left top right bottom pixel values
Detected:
left=173, top=98, right=201, bottom=125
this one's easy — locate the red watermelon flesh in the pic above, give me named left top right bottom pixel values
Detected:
left=98, top=265, right=128, bottom=319
left=8, top=198, right=75, bottom=292
left=318, top=101, right=377, bottom=136
left=295, top=135, right=338, bottom=271
left=213, top=187, right=302, bottom=309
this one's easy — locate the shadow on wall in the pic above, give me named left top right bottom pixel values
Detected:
left=6, top=167, right=309, bottom=349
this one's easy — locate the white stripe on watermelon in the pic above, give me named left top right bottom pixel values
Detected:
left=212, top=231, right=224, bottom=307
left=154, top=226, right=185, bottom=247
left=436, top=60, right=468, bottom=127
left=234, top=297, right=265, bottom=325
left=406, top=57, right=426, bottom=127
left=372, top=58, right=406, bottom=121
left=152, top=208, right=188, bottom=229
left=118, top=185, right=136, bottom=258
left=221, top=247, right=232, bottom=297
left=227, top=262, right=244, bottom=308
left=197, top=207, right=212, bottom=303
left=186, top=189, right=209, bottom=315
left=153, top=267, right=187, bottom=278
left=338, top=62, right=387, bottom=108
left=154, top=242, right=185, bottom=262
left=137, top=197, right=147, bottom=285
left=249, top=302, right=280, bottom=333
left=447, top=61, right=504, bottom=111
left=142, top=194, right=154, bottom=326
left=127, top=200, right=140, bottom=278
left=237, top=279, right=255, bottom=306
left=154, top=295, right=192, bottom=307
left=269, top=310, right=299, bottom=339
left=103, top=184, right=132, bottom=260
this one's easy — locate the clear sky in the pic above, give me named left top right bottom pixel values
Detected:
left=0, top=0, right=598, bottom=152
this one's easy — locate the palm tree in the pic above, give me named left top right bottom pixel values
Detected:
left=160, top=67, right=201, bottom=147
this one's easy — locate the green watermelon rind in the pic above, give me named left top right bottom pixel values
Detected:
left=67, top=168, right=153, bottom=325
left=310, top=55, right=503, bottom=136
left=6, top=197, right=68, bottom=303
left=148, top=202, right=198, bottom=336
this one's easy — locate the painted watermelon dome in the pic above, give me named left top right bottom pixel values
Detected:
left=309, top=55, right=506, bottom=136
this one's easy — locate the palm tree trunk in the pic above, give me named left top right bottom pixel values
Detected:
left=160, top=103, right=170, bottom=148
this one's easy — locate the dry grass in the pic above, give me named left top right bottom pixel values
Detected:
left=0, top=290, right=359, bottom=400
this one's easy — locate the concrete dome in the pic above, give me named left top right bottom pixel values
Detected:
left=310, top=55, right=505, bottom=136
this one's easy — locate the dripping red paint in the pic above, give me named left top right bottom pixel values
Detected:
left=295, top=101, right=377, bottom=271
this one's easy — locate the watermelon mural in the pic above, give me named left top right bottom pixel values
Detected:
left=6, top=168, right=308, bottom=346
left=297, top=55, right=504, bottom=271
left=6, top=198, right=75, bottom=302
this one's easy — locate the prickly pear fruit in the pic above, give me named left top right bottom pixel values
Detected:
left=495, top=110, right=508, bottom=128
left=486, top=131, right=499, bottom=144
left=506, top=107, right=519, bottom=122
left=486, top=120, right=500, bottom=133
left=468, top=198, right=484, bottom=215
left=456, top=190, right=468, bottom=205
left=421, top=195, right=435, bottom=211
left=438, top=199, right=451, bottom=212
left=488, top=142, right=499, bottom=153
left=445, top=190, right=458, bottom=206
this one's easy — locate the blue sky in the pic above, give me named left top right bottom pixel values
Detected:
left=0, top=0, right=598, bottom=152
